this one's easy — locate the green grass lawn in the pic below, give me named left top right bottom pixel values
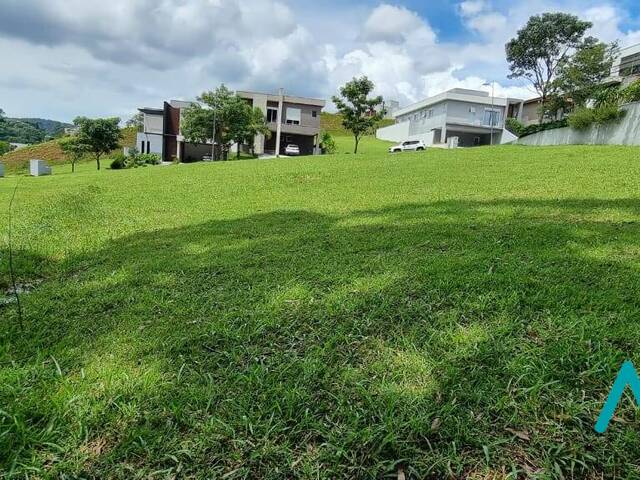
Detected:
left=2, top=139, right=640, bottom=479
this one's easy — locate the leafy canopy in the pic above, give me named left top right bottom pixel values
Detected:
left=74, top=116, right=122, bottom=170
left=506, top=13, right=592, bottom=119
left=551, top=38, right=617, bottom=111
left=182, top=85, right=269, bottom=159
left=59, top=136, right=91, bottom=172
left=332, top=76, right=384, bottom=154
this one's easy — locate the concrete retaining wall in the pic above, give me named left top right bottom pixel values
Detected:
left=517, top=101, right=640, bottom=146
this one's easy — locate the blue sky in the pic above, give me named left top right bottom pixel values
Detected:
left=1, top=0, right=640, bottom=122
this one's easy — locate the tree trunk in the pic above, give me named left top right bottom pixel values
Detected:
left=354, top=136, right=360, bottom=154
left=72, top=161, right=75, bottom=173
left=237, top=142, right=241, bottom=160
left=96, top=154, right=101, bottom=171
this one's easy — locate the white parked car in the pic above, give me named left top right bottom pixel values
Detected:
left=284, top=144, right=300, bottom=156
left=389, top=140, right=426, bottom=153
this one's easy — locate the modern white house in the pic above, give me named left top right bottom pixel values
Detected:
left=376, top=88, right=525, bottom=147
left=605, top=42, right=640, bottom=87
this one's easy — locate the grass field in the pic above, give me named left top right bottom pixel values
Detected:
left=0, top=127, right=137, bottom=172
left=1, top=137, right=640, bottom=479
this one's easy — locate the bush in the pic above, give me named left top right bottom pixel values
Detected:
left=110, top=152, right=128, bottom=169
left=320, top=132, right=336, bottom=154
left=594, top=104, right=625, bottom=124
left=621, top=80, right=640, bottom=103
left=138, top=153, right=162, bottom=165
left=519, top=119, right=569, bottom=138
left=568, top=105, right=625, bottom=130
left=505, top=118, right=525, bottom=137
left=567, top=108, right=596, bottom=130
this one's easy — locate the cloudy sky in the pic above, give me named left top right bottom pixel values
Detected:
left=1, top=0, right=640, bottom=122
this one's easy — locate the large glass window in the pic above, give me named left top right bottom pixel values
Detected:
left=483, top=109, right=500, bottom=126
left=267, top=108, right=278, bottom=123
left=285, top=107, right=301, bottom=125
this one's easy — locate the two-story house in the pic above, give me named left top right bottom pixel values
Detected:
left=376, top=88, right=525, bottom=147
left=237, top=90, right=325, bottom=156
left=136, top=90, right=325, bottom=162
left=605, top=42, right=640, bottom=87
left=136, top=100, right=212, bottom=163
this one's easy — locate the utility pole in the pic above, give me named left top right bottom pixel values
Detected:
left=211, top=107, right=217, bottom=160
left=483, top=81, right=495, bottom=146
left=275, top=88, right=284, bottom=157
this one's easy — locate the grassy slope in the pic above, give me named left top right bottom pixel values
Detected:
left=0, top=127, right=137, bottom=172
left=321, top=112, right=394, bottom=136
left=2, top=139, right=640, bottom=478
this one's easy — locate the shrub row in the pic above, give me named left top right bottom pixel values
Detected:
left=110, top=150, right=161, bottom=169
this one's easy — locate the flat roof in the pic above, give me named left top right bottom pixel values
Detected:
left=393, top=88, right=524, bottom=118
left=139, top=107, right=163, bottom=115
left=237, top=90, right=326, bottom=107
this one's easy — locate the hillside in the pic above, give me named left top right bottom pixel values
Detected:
left=0, top=117, right=46, bottom=144
left=321, top=111, right=394, bottom=136
left=1, top=143, right=639, bottom=478
left=15, top=118, right=73, bottom=137
left=0, top=126, right=137, bottom=171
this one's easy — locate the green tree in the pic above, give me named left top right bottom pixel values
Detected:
left=0, top=140, right=11, bottom=155
left=550, top=39, right=618, bottom=113
left=319, top=132, right=336, bottom=154
left=182, top=85, right=268, bottom=160
left=332, top=76, right=384, bottom=154
left=182, top=85, right=234, bottom=160
left=506, top=13, right=592, bottom=122
left=74, top=117, right=122, bottom=170
left=59, top=136, right=90, bottom=173
left=125, top=112, right=144, bottom=129
left=242, top=107, right=271, bottom=158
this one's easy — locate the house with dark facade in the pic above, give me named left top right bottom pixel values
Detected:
left=136, top=90, right=325, bottom=162
left=136, top=100, right=212, bottom=163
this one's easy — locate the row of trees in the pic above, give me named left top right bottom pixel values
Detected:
left=506, top=12, right=618, bottom=123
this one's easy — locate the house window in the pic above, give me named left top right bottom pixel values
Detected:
left=267, top=107, right=278, bottom=123
left=312, top=110, right=317, bottom=118
left=141, top=140, right=144, bottom=152
left=146, top=141, right=150, bottom=154
left=483, top=109, right=500, bottom=126
left=285, top=107, right=301, bottom=125
left=620, top=52, right=640, bottom=76
left=428, top=109, right=433, bottom=119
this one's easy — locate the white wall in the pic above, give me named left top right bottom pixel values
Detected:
left=376, top=121, right=435, bottom=145
left=136, top=132, right=164, bottom=156
left=517, top=101, right=640, bottom=146
left=143, top=113, right=164, bottom=134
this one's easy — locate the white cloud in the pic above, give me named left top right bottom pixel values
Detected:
left=459, top=0, right=488, bottom=17
left=1, top=0, right=639, bottom=120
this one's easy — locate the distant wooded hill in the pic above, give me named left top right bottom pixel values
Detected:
left=0, top=117, right=73, bottom=144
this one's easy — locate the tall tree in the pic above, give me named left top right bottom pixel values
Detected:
left=241, top=107, right=271, bottom=158
left=552, top=39, right=618, bottom=110
left=74, top=117, right=122, bottom=170
left=506, top=13, right=592, bottom=122
left=59, top=136, right=90, bottom=173
left=182, top=85, right=268, bottom=160
left=332, top=77, right=384, bottom=154
left=182, top=85, right=235, bottom=160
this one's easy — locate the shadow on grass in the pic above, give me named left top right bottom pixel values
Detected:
left=2, top=198, right=640, bottom=478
